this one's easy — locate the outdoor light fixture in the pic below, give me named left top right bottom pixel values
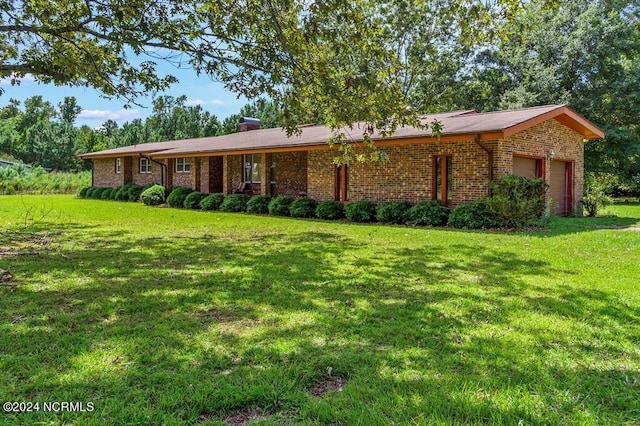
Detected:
left=549, top=150, right=556, bottom=160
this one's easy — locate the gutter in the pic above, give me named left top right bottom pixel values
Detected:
left=473, top=134, right=493, bottom=196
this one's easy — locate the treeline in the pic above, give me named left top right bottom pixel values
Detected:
left=0, top=95, right=282, bottom=172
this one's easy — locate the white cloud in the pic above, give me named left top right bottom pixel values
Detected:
left=78, top=109, right=141, bottom=122
left=185, top=98, right=225, bottom=107
left=0, top=73, right=36, bottom=86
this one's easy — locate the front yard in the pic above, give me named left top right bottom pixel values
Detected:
left=1, top=195, right=639, bottom=425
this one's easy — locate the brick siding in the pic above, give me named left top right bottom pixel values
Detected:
left=92, top=158, right=124, bottom=187
left=272, top=152, right=308, bottom=196
left=132, top=157, right=164, bottom=186
left=501, top=119, right=585, bottom=212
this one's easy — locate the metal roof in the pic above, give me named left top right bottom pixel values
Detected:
left=78, top=105, right=604, bottom=159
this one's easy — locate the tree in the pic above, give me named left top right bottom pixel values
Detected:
left=1, top=0, right=526, bottom=139
left=58, top=96, right=81, bottom=124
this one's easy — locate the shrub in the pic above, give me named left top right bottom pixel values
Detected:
left=114, top=184, right=132, bottom=201
left=486, top=174, right=548, bottom=227
left=183, top=191, right=207, bottom=209
left=246, top=195, right=271, bottom=214
left=77, top=186, right=91, bottom=198
left=316, top=200, right=345, bottom=220
left=405, top=200, right=449, bottom=226
left=126, top=185, right=145, bottom=202
left=220, top=193, right=249, bottom=212
left=140, top=184, right=166, bottom=206
left=376, top=201, right=412, bottom=224
left=100, top=188, right=115, bottom=200
left=289, top=197, right=318, bottom=218
left=345, top=200, right=377, bottom=222
left=90, top=187, right=108, bottom=199
left=167, top=186, right=194, bottom=208
left=200, top=193, right=225, bottom=211
left=448, top=199, right=501, bottom=229
left=581, top=173, right=612, bottom=217
left=84, top=187, right=97, bottom=198
left=268, top=195, right=295, bottom=216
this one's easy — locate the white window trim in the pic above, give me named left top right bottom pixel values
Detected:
left=139, top=158, right=152, bottom=174
left=115, top=158, right=122, bottom=174
left=175, top=158, right=191, bottom=173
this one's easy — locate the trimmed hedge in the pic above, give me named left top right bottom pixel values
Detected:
left=487, top=174, right=548, bottom=227
left=77, top=186, right=91, bottom=198
left=247, top=195, right=271, bottom=214
left=405, top=201, right=449, bottom=226
left=126, top=185, right=145, bottom=202
left=376, top=201, right=412, bottom=224
left=90, top=187, right=108, bottom=199
left=447, top=199, right=500, bottom=229
left=140, top=184, right=166, bottom=206
left=345, top=200, right=377, bottom=222
left=200, top=193, right=225, bottom=211
left=289, top=197, right=318, bottom=218
left=101, top=188, right=115, bottom=200
left=268, top=195, right=295, bottom=216
left=220, top=194, right=249, bottom=212
left=316, top=200, right=345, bottom=220
left=115, top=184, right=134, bottom=201
left=167, top=186, right=194, bottom=208
left=183, top=191, right=207, bottom=209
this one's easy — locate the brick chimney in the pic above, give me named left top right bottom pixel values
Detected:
left=239, top=117, right=261, bottom=132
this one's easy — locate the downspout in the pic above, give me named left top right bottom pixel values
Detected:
left=140, top=154, right=167, bottom=187
left=473, top=134, right=493, bottom=197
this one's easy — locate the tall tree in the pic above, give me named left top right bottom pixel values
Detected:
left=58, top=96, right=81, bottom=124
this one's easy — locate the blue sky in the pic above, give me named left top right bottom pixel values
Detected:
left=0, top=62, right=249, bottom=128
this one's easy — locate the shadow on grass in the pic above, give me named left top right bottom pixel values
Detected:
left=1, top=229, right=638, bottom=424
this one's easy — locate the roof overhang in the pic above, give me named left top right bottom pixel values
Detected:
left=502, top=105, right=604, bottom=140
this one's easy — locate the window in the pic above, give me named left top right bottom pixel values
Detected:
left=243, top=154, right=262, bottom=183
left=433, top=155, right=452, bottom=203
left=334, top=164, right=349, bottom=202
left=115, top=158, right=122, bottom=174
left=139, top=158, right=152, bottom=174
left=175, top=158, right=191, bottom=173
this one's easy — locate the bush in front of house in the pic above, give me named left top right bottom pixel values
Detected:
left=268, top=195, right=295, bottom=216
left=167, top=186, right=194, bottom=208
left=101, top=188, right=115, bottom=200
left=448, top=199, right=501, bottom=229
left=316, top=200, right=345, bottom=220
left=220, top=193, right=249, bottom=212
left=345, top=200, right=377, bottom=222
left=140, top=184, right=166, bottom=206
left=114, top=184, right=132, bottom=201
left=90, top=187, right=108, bottom=199
left=183, top=191, right=207, bottom=209
left=376, top=201, right=412, bottom=224
left=77, top=186, right=91, bottom=198
left=289, top=197, right=318, bottom=218
left=199, top=193, right=225, bottom=211
left=405, top=200, right=449, bottom=226
left=126, top=184, right=145, bottom=202
left=246, top=195, right=271, bottom=214
left=485, top=174, right=548, bottom=227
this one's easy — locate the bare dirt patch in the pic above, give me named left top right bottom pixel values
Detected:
left=311, top=376, right=347, bottom=396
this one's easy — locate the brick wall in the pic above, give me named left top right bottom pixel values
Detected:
left=272, top=152, right=308, bottom=196
left=500, top=119, right=585, bottom=212
left=92, top=158, right=124, bottom=187
left=308, top=142, right=490, bottom=206
left=223, top=155, right=243, bottom=194
left=172, top=158, right=192, bottom=188
left=132, top=157, right=164, bottom=186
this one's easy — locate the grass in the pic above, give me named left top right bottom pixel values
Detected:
left=1, top=195, right=639, bottom=425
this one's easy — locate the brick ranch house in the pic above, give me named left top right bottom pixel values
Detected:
left=79, top=104, right=604, bottom=216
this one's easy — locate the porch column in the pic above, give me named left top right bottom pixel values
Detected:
left=191, top=157, right=201, bottom=191
left=260, top=153, right=270, bottom=195
left=223, top=155, right=232, bottom=195
left=166, top=158, right=174, bottom=191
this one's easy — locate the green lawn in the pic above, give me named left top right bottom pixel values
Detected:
left=1, top=195, right=639, bottom=425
